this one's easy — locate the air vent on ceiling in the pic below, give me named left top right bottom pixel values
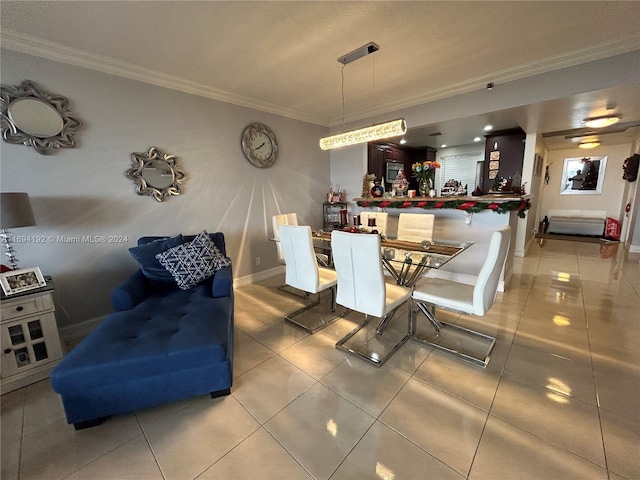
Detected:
left=429, top=132, right=443, bottom=136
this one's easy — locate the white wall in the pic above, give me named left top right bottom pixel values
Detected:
left=1, top=49, right=329, bottom=330
left=539, top=143, right=633, bottom=219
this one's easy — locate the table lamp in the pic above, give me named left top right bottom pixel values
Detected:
left=1, top=192, right=36, bottom=270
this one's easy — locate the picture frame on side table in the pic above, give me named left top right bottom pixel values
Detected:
left=0, top=267, right=46, bottom=296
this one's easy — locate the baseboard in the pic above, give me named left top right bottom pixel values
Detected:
left=233, top=266, right=284, bottom=287
left=59, top=316, right=104, bottom=341
left=630, top=244, right=640, bottom=253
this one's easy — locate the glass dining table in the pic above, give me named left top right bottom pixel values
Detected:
left=311, top=230, right=475, bottom=366
left=311, top=231, right=474, bottom=287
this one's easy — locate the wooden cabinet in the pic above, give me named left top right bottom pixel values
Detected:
left=367, top=142, right=437, bottom=191
left=1, top=279, right=63, bottom=393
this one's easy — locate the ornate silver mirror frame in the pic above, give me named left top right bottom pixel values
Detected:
left=0, top=80, right=82, bottom=155
left=126, top=146, right=186, bottom=202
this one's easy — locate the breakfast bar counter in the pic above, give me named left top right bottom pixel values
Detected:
left=354, top=194, right=531, bottom=218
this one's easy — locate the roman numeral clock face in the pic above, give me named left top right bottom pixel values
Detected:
left=241, top=123, right=278, bottom=168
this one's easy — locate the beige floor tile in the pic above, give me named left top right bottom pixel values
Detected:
left=280, top=332, right=347, bottom=380
left=332, top=421, right=464, bottom=480
left=491, top=374, right=605, bottom=466
left=379, top=378, right=488, bottom=476
left=384, top=336, right=434, bottom=375
left=320, top=358, right=410, bottom=417
left=595, top=373, right=640, bottom=422
left=22, top=379, right=68, bottom=436
left=264, top=383, right=375, bottom=480
left=19, top=413, right=143, bottom=480
left=65, top=434, right=163, bottom=479
left=143, top=395, right=259, bottom=480
left=135, top=395, right=205, bottom=429
left=199, top=428, right=313, bottom=480
left=233, top=329, right=274, bottom=378
left=504, top=343, right=597, bottom=404
left=414, top=349, right=502, bottom=411
left=232, top=356, right=315, bottom=423
left=0, top=387, right=25, bottom=447
left=246, top=320, right=309, bottom=353
left=600, top=409, right=640, bottom=480
left=591, top=341, right=640, bottom=382
left=513, top=322, right=591, bottom=364
left=1, top=435, right=20, bottom=480
left=469, top=415, right=607, bottom=480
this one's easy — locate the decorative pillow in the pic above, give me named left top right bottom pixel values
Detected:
left=128, top=234, right=185, bottom=282
left=155, top=231, right=231, bottom=290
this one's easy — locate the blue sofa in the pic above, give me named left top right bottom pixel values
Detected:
left=51, top=232, right=233, bottom=429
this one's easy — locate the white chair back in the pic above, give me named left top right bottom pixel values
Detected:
left=331, top=231, right=385, bottom=318
left=279, top=225, right=320, bottom=294
left=359, top=212, right=388, bottom=236
left=473, top=225, right=511, bottom=315
left=397, top=213, right=435, bottom=242
left=272, top=213, right=299, bottom=264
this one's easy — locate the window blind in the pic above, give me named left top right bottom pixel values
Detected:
left=439, top=152, right=483, bottom=192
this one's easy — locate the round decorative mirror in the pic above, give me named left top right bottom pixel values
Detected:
left=126, top=147, right=186, bottom=202
left=1, top=80, right=82, bottom=154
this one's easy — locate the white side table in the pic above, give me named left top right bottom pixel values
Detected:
left=1, top=277, right=64, bottom=393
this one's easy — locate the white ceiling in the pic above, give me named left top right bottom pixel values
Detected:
left=2, top=1, right=640, bottom=150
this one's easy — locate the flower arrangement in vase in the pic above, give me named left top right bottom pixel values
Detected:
left=411, top=161, right=441, bottom=196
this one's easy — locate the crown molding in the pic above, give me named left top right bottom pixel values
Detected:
left=329, top=34, right=640, bottom=127
left=0, top=30, right=328, bottom=127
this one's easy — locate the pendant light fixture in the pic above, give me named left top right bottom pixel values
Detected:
left=319, top=42, right=407, bottom=150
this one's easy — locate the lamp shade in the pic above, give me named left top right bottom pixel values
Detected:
left=1, top=193, right=36, bottom=229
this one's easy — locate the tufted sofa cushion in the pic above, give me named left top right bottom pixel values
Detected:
left=56, top=284, right=231, bottom=388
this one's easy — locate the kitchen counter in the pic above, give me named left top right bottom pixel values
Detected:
left=355, top=194, right=531, bottom=218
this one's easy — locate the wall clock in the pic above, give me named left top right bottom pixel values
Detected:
left=241, top=123, right=278, bottom=168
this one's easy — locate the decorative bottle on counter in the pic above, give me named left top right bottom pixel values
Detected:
left=371, top=181, right=384, bottom=198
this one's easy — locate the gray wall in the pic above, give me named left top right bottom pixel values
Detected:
left=1, top=49, right=329, bottom=331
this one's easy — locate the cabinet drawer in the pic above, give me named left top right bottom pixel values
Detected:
left=1, top=294, right=53, bottom=321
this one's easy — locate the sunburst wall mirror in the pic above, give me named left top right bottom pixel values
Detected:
left=1, top=80, right=82, bottom=155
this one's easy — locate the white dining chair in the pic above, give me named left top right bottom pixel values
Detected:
left=331, top=230, right=412, bottom=366
left=359, top=211, right=388, bottom=236
left=279, top=225, right=341, bottom=333
left=396, top=213, right=435, bottom=242
left=272, top=213, right=329, bottom=296
left=411, top=225, right=511, bottom=367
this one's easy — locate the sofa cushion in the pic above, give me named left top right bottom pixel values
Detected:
left=156, top=230, right=231, bottom=290
left=129, top=234, right=184, bottom=282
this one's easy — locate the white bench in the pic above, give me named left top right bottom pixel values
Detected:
left=547, top=209, right=606, bottom=236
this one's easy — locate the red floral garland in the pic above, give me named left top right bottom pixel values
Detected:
left=357, top=198, right=531, bottom=218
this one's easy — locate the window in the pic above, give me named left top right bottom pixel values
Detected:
left=439, top=152, right=483, bottom=192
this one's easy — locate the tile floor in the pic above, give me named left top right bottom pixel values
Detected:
left=2, top=239, right=639, bottom=480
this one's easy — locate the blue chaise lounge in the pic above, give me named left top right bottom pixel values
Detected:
left=51, top=231, right=233, bottom=429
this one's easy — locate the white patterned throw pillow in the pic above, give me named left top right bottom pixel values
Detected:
left=155, top=231, right=231, bottom=290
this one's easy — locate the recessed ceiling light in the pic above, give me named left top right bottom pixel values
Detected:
left=473, top=137, right=482, bottom=142
left=483, top=125, right=493, bottom=131
left=399, top=138, right=407, bottom=144
left=583, top=115, right=620, bottom=128
left=579, top=141, right=600, bottom=149
left=440, top=144, right=447, bottom=148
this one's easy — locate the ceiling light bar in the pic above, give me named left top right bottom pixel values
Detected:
left=337, top=42, right=379, bottom=65
left=320, top=119, right=407, bottom=150
left=579, top=141, right=600, bottom=149
left=583, top=115, right=620, bottom=128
